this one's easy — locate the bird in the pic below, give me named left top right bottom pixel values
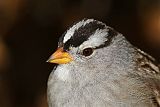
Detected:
left=47, top=19, right=160, bottom=107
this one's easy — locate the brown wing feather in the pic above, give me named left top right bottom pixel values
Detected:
left=136, top=48, right=160, bottom=106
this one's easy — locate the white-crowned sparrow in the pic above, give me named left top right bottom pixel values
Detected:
left=47, top=19, right=160, bottom=107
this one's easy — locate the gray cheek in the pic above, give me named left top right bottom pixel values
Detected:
left=92, top=49, right=114, bottom=65
left=72, top=47, right=114, bottom=71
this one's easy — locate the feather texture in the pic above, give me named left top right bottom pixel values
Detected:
left=47, top=19, right=160, bottom=107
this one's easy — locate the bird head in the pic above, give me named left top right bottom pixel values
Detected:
left=47, top=19, right=124, bottom=67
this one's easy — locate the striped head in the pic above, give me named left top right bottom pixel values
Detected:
left=47, top=19, right=122, bottom=65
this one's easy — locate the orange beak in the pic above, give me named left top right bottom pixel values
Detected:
left=47, top=47, right=73, bottom=64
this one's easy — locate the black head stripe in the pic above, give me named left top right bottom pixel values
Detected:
left=63, top=20, right=105, bottom=50
left=95, top=27, right=118, bottom=49
left=58, top=19, right=88, bottom=45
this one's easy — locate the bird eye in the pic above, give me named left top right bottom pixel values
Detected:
left=82, top=48, right=93, bottom=56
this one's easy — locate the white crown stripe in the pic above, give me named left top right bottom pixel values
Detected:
left=79, top=29, right=109, bottom=49
left=63, top=19, right=94, bottom=43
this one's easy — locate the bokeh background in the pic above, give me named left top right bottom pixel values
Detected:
left=0, top=0, right=160, bottom=107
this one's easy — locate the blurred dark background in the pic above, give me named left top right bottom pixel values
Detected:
left=0, top=0, right=160, bottom=107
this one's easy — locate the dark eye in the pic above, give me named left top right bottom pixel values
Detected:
left=82, top=48, right=93, bottom=56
